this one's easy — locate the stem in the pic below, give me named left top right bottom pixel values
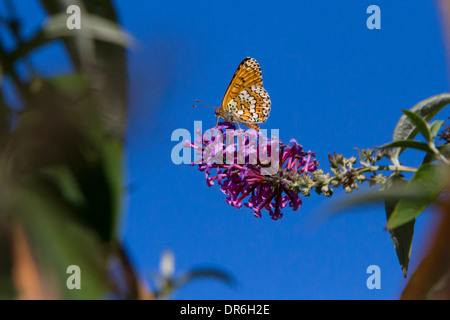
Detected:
left=429, top=142, right=450, bottom=165
left=359, top=164, right=417, bottom=174
left=287, top=164, right=418, bottom=192
left=327, top=164, right=417, bottom=185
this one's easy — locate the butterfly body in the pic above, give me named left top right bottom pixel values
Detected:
left=215, top=57, right=271, bottom=131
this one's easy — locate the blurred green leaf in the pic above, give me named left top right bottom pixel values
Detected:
left=155, top=267, right=236, bottom=299
left=32, top=74, right=122, bottom=242
left=0, top=219, right=15, bottom=299
left=41, top=0, right=129, bottom=139
left=15, top=183, right=108, bottom=299
left=38, top=165, right=86, bottom=208
left=0, top=93, right=11, bottom=148
left=44, top=13, right=131, bottom=47
left=400, top=201, right=450, bottom=300
left=48, top=73, right=88, bottom=97
left=320, top=188, right=429, bottom=216
left=387, top=164, right=447, bottom=229
left=0, top=73, right=123, bottom=298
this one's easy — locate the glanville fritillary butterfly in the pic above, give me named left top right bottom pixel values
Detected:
left=194, top=57, right=271, bottom=131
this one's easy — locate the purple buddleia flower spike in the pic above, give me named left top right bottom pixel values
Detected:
left=184, top=122, right=318, bottom=219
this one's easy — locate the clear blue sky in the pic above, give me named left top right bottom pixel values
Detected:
left=13, top=0, right=449, bottom=299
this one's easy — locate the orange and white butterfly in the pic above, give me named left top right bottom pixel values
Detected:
left=196, top=58, right=271, bottom=131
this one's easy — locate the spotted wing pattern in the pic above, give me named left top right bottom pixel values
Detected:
left=223, top=85, right=271, bottom=128
left=221, top=57, right=263, bottom=110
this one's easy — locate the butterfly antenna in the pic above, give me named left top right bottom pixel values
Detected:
left=192, top=99, right=216, bottom=109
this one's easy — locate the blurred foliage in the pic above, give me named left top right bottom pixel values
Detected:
left=0, top=0, right=131, bottom=299
left=151, top=250, right=235, bottom=300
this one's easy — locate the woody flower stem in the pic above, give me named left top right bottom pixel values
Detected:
left=429, top=142, right=450, bottom=165
left=284, top=146, right=421, bottom=197
left=288, top=164, right=417, bottom=192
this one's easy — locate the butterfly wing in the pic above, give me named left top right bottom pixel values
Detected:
left=224, top=85, right=271, bottom=130
left=221, top=57, right=263, bottom=110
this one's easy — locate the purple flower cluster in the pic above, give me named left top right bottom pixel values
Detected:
left=183, top=122, right=318, bottom=220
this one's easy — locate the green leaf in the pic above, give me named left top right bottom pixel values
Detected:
left=315, top=187, right=429, bottom=224
left=12, top=182, right=107, bottom=299
left=99, top=138, right=123, bottom=240
left=48, top=73, right=89, bottom=98
left=401, top=110, right=431, bottom=142
left=429, top=120, right=445, bottom=141
left=378, top=140, right=432, bottom=153
left=387, top=164, right=447, bottom=230
left=384, top=177, right=415, bottom=278
left=41, top=0, right=129, bottom=139
left=0, top=92, right=11, bottom=148
left=392, top=94, right=450, bottom=160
